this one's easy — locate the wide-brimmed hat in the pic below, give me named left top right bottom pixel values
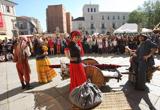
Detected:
left=137, top=34, right=148, bottom=40
left=137, top=33, right=147, bottom=38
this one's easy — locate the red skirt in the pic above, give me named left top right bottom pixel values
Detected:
left=69, top=63, right=87, bottom=92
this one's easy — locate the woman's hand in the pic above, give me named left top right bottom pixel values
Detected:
left=43, top=52, right=48, bottom=55
left=70, top=57, right=77, bottom=61
left=64, top=48, right=71, bottom=59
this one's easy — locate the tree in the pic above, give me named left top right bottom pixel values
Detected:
left=128, top=0, right=160, bottom=29
left=152, top=0, right=160, bottom=26
left=128, top=10, right=145, bottom=25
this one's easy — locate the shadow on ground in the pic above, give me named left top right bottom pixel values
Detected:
left=24, top=81, right=157, bottom=110
left=0, top=82, right=41, bottom=102
left=27, top=83, right=72, bottom=110
left=122, top=81, right=156, bottom=110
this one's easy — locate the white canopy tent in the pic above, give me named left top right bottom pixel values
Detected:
left=114, top=23, right=138, bottom=34
left=141, top=28, right=153, bottom=33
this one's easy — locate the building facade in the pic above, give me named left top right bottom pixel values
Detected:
left=16, top=16, right=42, bottom=35
left=72, top=4, right=130, bottom=35
left=66, top=12, right=72, bottom=34
left=46, top=4, right=72, bottom=34
left=0, top=0, right=17, bottom=39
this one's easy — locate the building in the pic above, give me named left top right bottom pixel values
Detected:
left=66, top=12, right=72, bottom=34
left=46, top=4, right=72, bottom=34
left=72, top=4, right=130, bottom=35
left=0, top=0, right=17, bottom=40
left=16, top=16, right=42, bottom=35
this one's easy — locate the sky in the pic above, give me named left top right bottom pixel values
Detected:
left=13, top=0, right=147, bottom=32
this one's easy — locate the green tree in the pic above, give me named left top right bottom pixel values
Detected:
left=143, top=0, right=154, bottom=28
left=128, top=10, right=146, bottom=27
left=152, top=0, right=160, bottom=26
left=128, top=0, right=160, bottom=29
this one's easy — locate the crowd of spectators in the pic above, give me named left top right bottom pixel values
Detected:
left=0, top=32, right=160, bottom=62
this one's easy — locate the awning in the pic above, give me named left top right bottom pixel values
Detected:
left=141, top=28, right=152, bottom=33
left=114, top=23, right=138, bottom=33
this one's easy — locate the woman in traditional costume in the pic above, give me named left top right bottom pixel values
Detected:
left=34, top=38, right=57, bottom=83
left=13, top=37, right=32, bottom=89
left=64, top=30, right=87, bottom=92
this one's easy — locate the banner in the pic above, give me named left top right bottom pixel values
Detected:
left=0, top=12, right=4, bottom=27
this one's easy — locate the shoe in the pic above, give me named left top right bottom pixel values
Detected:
left=21, top=82, right=26, bottom=89
left=146, top=79, right=150, bottom=83
left=25, top=83, right=33, bottom=90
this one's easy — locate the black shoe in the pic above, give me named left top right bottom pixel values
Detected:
left=25, top=83, right=33, bottom=90
left=21, top=82, right=26, bottom=89
left=146, top=79, right=150, bottom=83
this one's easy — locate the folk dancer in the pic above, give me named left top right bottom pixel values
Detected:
left=64, top=30, right=87, bottom=92
left=34, top=38, right=57, bottom=83
left=13, top=37, right=32, bottom=89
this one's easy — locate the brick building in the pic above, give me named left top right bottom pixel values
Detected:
left=46, top=4, right=72, bottom=34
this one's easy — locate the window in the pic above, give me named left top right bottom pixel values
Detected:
left=91, top=31, right=94, bottom=34
left=123, top=16, right=125, bottom=20
left=101, top=23, right=105, bottom=29
left=113, top=16, right=115, bottom=20
left=20, top=32, right=25, bottom=35
left=19, top=22, right=27, bottom=29
left=91, top=8, right=93, bottom=12
left=91, top=23, right=94, bottom=29
left=19, top=23, right=23, bottom=29
left=6, top=6, right=10, bottom=13
left=107, top=16, right=110, bottom=20
left=91, top=15, right=93, bottom=20
left=94, top=8, right=96, bottom=12
left=112, top=23, right=115, bottom=29
left=118, top=16, right=120, bottom=20
left=88, top=8, right=90, bottom=12
left=102, top=15, right=104, bottom=20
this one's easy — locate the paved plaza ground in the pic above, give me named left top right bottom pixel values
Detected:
left=0, top=54, right=160, bottom=110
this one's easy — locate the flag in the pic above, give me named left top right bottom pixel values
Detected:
left=0, top=12, right=4, bottom=27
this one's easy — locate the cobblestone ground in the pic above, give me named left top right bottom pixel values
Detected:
left=0, top=54, right=160, bottom=110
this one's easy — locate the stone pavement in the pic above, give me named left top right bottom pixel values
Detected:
left=0, top=54, right=160, bottom=110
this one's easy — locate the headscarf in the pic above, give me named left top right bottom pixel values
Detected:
left=70, top=30, right=82, bottom=40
